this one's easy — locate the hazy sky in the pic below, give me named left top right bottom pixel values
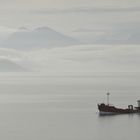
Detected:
left=0, top=0, right=140, bottom=73
left=0, top=0, right=140, bottom=32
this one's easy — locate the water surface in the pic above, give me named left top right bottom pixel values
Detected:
left=0, top=73, right=139, bottom=140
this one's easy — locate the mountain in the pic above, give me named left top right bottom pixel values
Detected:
left=0, top=59, right=25, bottom=72
left=1, top=27, right=79, bottom=49
left=94, top=29, right=140, bottom=44
left=73, top=23, right=140, bottom=45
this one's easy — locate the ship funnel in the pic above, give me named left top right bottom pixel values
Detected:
left=137, top=100, right=140, bottom=107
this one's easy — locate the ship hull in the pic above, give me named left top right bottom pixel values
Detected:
left=99, top=111, right=117, bottom=115
left=98, top=103, right=140, bottom=115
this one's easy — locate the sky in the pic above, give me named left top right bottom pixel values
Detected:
left=0, top=0, right=140, bottom=33
left=0, top=0, right=140, bottom=74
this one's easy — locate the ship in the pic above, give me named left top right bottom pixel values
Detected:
left=98, top=92, right=140, bottom=115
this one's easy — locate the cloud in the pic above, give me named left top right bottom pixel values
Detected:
left=72, top=22, right=140, bottom=44
left=0, top=26, right=17, bottom=39
left=32, top=6, right=140, bottom=15
left=18, top=44, right=140, bottom=73
left=0, top=44, right=140, bottom=73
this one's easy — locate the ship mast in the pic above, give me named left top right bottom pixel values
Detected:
left=107, top=92, right=110, bottom=105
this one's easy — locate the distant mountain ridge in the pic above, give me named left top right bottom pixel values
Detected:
left=77, top=24, right=140, bottom=45
left=0, top=59, right=25, bottom=72
left=1, top=26, right=79, bottom=49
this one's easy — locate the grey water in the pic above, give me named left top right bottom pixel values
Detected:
left=0, top=73, right=139, bottom=140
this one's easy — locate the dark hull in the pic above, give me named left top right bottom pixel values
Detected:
left=98, top=103, right=140, bottom=115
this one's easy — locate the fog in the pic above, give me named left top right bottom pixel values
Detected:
left=0, top=1, right=139, bottom=140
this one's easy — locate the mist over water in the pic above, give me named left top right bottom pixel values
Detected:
left=0, top=0, right=139, bottom=139
left=0, top=73, right=139, bottom=140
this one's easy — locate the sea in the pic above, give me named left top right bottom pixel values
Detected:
left=0, top=72, right=139, bottom=140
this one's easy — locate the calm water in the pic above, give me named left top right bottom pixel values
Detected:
left=0, top=73, right=139, bottom=140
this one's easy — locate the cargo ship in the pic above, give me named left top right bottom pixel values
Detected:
left=98, top=92, right=140, bottom=115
